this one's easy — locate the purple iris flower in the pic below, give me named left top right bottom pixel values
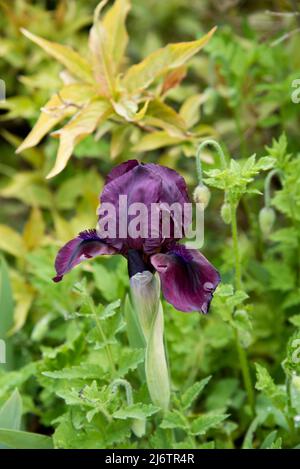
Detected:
left=53, top=160, right=220, bottom=313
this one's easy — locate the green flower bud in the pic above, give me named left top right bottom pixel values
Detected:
left=220, top=202, right=231, bottom=224
left=259, top=207, right=276, bottom=236
left=193, top=184, right=211, bottom=208
left=130, top=271, right=170, bottom=410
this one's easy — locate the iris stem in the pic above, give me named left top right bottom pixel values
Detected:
left=195, top=139, right=227, bottom=186
left=264, top=169, right=282, bottom=208
left=230, top=199, right=255, bottom=415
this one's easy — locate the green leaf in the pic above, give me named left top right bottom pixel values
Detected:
left=0, top=428, right=53, bottom=449
left=117, top=348, right=145, bottom=378
left=255, top=363, right=286, bottom=410
left=190, top=412, right=229, bottom=435
left=113, top=403, right=159, bottom=420
left=0, top=389, right=22, bottom=430
left=21, top=28, right=94, bottom=84
left=0, top=257, right=14, bottom=370
left=160, top=410, right=189, bottom=430
left=181, top=376, right=211, bottom=410
left=43, top=364, right=105, bottom=380
left=123, top=27, right=216, bottom=93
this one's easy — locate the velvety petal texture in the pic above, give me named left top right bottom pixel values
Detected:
left=151, top=244, right=220, bottom=313
left=53, top=229, right=116, bottom=282
left=98, top=160, right=190, bottom=254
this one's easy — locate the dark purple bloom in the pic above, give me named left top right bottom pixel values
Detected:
left=53, top=160, right=220, bottom=313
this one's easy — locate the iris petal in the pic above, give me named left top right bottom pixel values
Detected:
left=151, top=244, right=220, bottom=313
left=53, top=229, right=116, bottom=282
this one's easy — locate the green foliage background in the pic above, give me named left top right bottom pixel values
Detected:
left=0, top=0, right=300, bottom=449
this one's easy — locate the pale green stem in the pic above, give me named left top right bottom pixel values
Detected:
left=264, top=169, right=282, bottom=208
left=230, top=199, right=255, bottom=414
left=110, top=379, right=133, bottom=405
left=195, top=139, right=227, bottom=185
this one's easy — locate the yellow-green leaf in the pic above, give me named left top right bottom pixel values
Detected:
left=132, top=131, right=185, bottom=152
left=21, top=28, right=94, bottom=84
left=47, top=100, right=112, bottom=178
left=17, top=84, right=96, bottom=153
left=88, top=1, right=115, bottom=96
left=143, top=99, right=187, bottom=137
left=9, top=273, right=34, bottom=335
left=123, top=27, right=216, bottom=93
left=180, top=94, right=204, bottom=128
left=23, top=207, right=45, bottom=251
left=0, top=226, right=25, bottom=258
left=102, top=0, right=131, bottom=72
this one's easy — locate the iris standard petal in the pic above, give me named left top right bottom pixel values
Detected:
left=150, top=244, right=220, bottom=313
left=53, top=229, right=116, bottom=282
left=99, top=162, right=190, bottom=252
left=105, top=159, right=139, bottom=184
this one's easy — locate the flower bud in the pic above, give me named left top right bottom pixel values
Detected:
left=220, top=202, right=231, bottom=224
left=193, top=184, right=211, bottom=209
left=130, top=271, right=170, bottom=410
left=259, top=207, right=276, bottom=236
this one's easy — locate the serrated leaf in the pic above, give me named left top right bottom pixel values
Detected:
left=181, top=376, right=211, bottom=410
left=99, top=299, right=121, bottom=320
left=43, top=364, right=105, bottom=380
left=21, top=28, right=94, bottom=84
left=255, top=156, right=276, bottom=171
left=190, top=412, right=228, bottom=435
left=113, top=403, right=159, bottom=420
left=160, top=410, right=188, bottom=430
left=123, top=27, right=216, bottom=93
left=255, top=363, right=286, bottom=409
left=117, top=348, right=145, bottom=378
